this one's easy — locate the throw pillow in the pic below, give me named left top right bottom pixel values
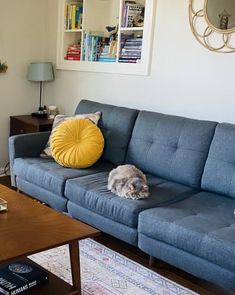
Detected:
left=40, top=112, right=101, bottom=158
left=50, top=118, right=104, bottom=168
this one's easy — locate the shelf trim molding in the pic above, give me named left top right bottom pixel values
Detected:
left=56, top=0, right=156, bottom=76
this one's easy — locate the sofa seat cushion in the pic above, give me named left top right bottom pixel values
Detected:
left=65, top=172, right=196, bottom=228
left=138, top=191, right=235, bottom=272
left=14, top=158, right=114, bottom=196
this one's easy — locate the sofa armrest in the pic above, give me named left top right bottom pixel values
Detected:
left=9, top=131, right=50, bottom=187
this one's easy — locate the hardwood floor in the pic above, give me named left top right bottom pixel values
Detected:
left=0, top=176, right=233, bottom=295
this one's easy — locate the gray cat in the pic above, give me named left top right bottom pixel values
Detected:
left=107, top=164, right=150, bottom=200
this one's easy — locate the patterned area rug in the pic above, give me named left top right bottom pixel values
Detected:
left=29, top=239, right=198, bottom=295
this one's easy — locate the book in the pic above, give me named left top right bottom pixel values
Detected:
left=119, top=33, right=143, bottom=63
left=64, top=3, right=68, bottom=29
left=0, top=261, right=48, bottom=295
left=83, top=32, right=104, bottom=62
left=122, top=1, right=136, bottom=27
left=71, top=5, right=76, bottom=30
left=65, top=43, right=81, bottom=61
left=122, top=1, right=144, bottom=27
left=64, top=2, right=83, bottom=30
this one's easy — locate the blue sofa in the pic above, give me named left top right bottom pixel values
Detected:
left=9, top=100, right=235, bottom=291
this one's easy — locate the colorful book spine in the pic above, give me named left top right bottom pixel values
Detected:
left=71, top=5, right=76, bottom=29
left=64, top=2, right=83, bottom=30
left=82, top=33, right=103, bottom=62
left=64, top=3, right=68, bottom=29
left=65, top=43, right=81, bottom=61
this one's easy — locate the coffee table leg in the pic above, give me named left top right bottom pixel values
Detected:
left=69, top=240, right=81, bottom=295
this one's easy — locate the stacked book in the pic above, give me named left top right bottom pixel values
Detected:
left=64, top=2, right=83, bottom=30
left=99, top=43, right=117, bottom=63
left=82, top=33, right=117, bottom=63
left=65, top=43, right=81, bottom=61
left=122, top=1, right=144, bottom=27
left=119, top=34, right=142, bottom=63
left=0, top=261, right=48, bottom=295
left=83, top=33, right=102, bottom=62
left=99, top=55, right=116, bottom=63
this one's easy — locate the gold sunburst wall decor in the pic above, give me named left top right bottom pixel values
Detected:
left=189, top=0, right=235, bottom=53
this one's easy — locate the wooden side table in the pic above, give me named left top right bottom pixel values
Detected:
left=10, top=115, right=53, bottom=136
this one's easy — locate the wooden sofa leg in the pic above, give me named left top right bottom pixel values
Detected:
left=149, top=256, right=156, bottom=267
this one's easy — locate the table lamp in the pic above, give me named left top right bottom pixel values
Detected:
left=27, top=62, right=54, bottom=117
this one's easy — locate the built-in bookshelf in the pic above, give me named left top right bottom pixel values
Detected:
left=56, top=0, right=155, bottom=75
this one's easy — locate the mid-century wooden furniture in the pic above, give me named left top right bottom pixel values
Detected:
left=10, top=115, right=53, bottom=136
left=0, top=185, right=99, bottom=295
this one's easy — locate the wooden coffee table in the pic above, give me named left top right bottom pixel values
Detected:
left=0, top=185, right=99, bottom=294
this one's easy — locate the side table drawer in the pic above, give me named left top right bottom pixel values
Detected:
left=10, top=118, right=37, bottom=136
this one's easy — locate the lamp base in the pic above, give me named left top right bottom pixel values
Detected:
left=31, top=112, right=48, bottom=118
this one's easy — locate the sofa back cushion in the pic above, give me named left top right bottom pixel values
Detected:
left=202, top=123, right=235, bottom=198
left=75, top=99, right=138, bottom=165
left=126, top=111, right=217, bottom=188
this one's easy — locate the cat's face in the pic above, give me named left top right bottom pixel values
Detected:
left=123, top=178, right=149, bottom=199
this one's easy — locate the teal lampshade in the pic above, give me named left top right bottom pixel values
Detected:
left=27, top=62, right=54, bottom=82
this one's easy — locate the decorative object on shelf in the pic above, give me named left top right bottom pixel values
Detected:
left=0, top=60, right=8, bottom=73
left=48, top=106, right=58, bottom=119
left=106, top=25, right=118, bottom=57
left=106, top=25, right=118, bottom=41
left=122, top=1, right=145, bottom=27
left=189, top=0, right=235, bottom=53
left=27, top=62, right=54, bottom=117
left=0, top=198, right=7, bottom=212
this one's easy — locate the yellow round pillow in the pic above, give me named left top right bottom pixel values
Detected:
left=50, top=118, right=104, bottom=168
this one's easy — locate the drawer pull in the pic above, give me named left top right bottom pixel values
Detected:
left=20, top=129, right=24, bottom=133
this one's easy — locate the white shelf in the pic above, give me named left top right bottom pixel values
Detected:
left=64, top=29, right=83, bottom=33
left=57, top=0, right=156, bottom=75
left=120, top=27, right=144, bottom=31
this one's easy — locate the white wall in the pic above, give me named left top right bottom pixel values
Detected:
left=0, top=0, right=47, bottom=168
left=45, top=0, right=235, bottom=124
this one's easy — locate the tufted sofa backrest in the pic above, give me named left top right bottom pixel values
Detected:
left=75, top=99, right=139, bottom=165
left=126, top=111, right=217, bottom=188
left=202, top=123, right=235, bottom=199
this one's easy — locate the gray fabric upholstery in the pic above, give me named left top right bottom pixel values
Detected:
left=17, top=178, right=67, bottom=212
left=9, top=132, right=50, bottom=186
left=138, top=191, right=235, bottom=273
left=67, top=201, right=138, bottom=245
left=75, top=99, right=138, bottom=165
left=14, top=158, right=114, bottom=196
left=126, top=111, right=217, bottom=188
left=138, top=234, right=235, bottom=291
left=65, top=172, right=196, bottom=228
left=202, top=123, right=235, bottom=199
